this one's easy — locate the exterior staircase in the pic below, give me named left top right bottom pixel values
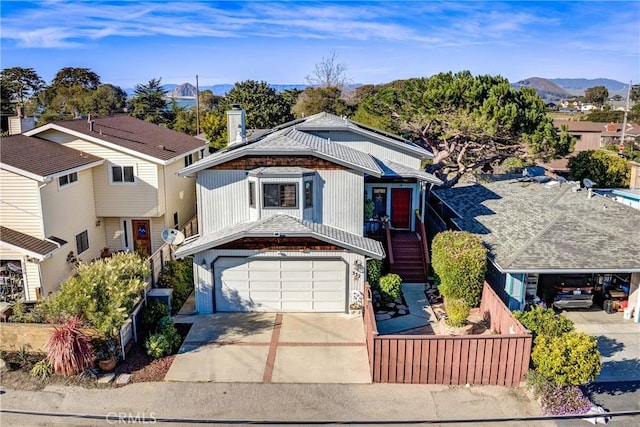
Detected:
left=390, top=232, right=428, bottom=283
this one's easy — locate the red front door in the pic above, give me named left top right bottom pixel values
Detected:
left=391, top=188, right=412, bottom=229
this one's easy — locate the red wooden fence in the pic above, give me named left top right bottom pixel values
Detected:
left=364, top=282, right=532, bottom=386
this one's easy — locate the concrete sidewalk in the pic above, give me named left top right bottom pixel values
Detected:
left=0, top=382, right=553, bottom=426
left=376, top=282, right=437, bottom=334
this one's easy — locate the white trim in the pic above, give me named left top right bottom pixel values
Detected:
left=0, top=159, right=102, bottom=183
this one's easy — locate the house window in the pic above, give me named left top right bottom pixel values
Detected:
left=58, top=172, right=78, bottom=187
left=184, top=154, right=194, bottom=167
left=249, top=182, right=256, bottom=207
left=123, top=220, right=129, bottom=247
left=173, top=212, right=179, bottom=229
left=373, top=187, right=387, bottom=218
left=263, top=183, right=297, bottom=208
left=75, top=230, right=89, bottom=254
left=111, top=165, right=135, bottom=183
left=304, top=181, right=313, bottom=208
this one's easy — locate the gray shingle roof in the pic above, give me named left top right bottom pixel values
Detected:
left=175, top=214, right=385, bottom=259
left=375, top=159, right=443, bottom=184
left=0, top=226, right=64, bottom=259
left=433, top=178, right=640, bottom=272
left=29, top=115, right=206, bottom=163
left=1, top=135, right=103, bottom=179
left=179, top=127, right=382, bottom=177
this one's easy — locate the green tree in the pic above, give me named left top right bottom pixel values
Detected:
left=630, top=84, right=640, bottom=102
left=85, top=84, right=128, bottom=116
left=0, top=67, right=45, bottom=113
left=40, top=67, right=102, bottom=122
left=532, top=332, right=601, bottom=386
left=129, top=78, right=170, bottom=125
left=198, top=89, right=222, bottom=111
left=568, top=150, right=630, bottom=188
left=354, top=72, right=572, bottom=187
left=293, top=86, right=353, bottom=118
left=431, top=230, right=487, bottom=307
left=170, top=102, right=197, bottom=135
left=584, top=86, right=609, bottom=106
left=581, top=110, right=624, bottom=123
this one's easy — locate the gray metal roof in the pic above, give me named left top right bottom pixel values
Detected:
left=375, top=159, right=443, bottom=184
left=433, top=178, right=640, bottom=273
left=175, top=214, right=385, bottom=259
left=179, top=127, right=382, bottom=177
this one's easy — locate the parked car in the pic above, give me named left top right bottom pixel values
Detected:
left=552, top=278, right=595, bottom=310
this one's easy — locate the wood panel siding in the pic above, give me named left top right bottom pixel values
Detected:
left=207, top=156, right=348, bottom=170
left=216, top=237, right=342, bottom=251
left=311, top=130, right=423, bottom=169
left=318, top=170, right=363, bottom=234
left=198, top=170, right=249, bottom=234
left=0, top=169, right=43, bottom=238
left=37, top=130, right=162, bottom=217
left=363, top=282, right=532, bottom=386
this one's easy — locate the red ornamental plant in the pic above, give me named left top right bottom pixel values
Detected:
left=46, top=316, right=95, bottom=376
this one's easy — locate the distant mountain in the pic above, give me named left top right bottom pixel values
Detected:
left=511, top=77, right=571, bottom=102
left=549, top=78, right=629, bottom=98
left=168, top=83, right=197, bottom=98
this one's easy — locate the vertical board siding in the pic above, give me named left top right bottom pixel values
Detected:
left=162, top=160, right=197, bottom=233
left=364, top=282, right=532, bottom=386
left=318, top=170, right=363, bottom=234
left=0, top=169, right=43, bottom=238
left=198, top=170, right=248, bottom=234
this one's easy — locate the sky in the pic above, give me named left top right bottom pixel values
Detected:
left=1, top=0, right=639, bottom=89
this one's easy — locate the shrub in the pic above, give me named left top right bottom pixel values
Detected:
left=30, top=358, right=53, bottom=380
left=531, top=331, right=601, bottom=386
left=157, top=258, right=194, bottom=314
left=42, top=252, right=150, bottom=337
left=142, top=301, right=170, bottom=336
left=144, top=315, right=181, bottom=359
left=367, top=259, right=383, bottom=290
left=513, top=306, right=574, bottom=340
left=46, top=316, right=95, bottom=376
left=526, top=371, right=591, bottom=415
left=431, top=231, right=487, bottom=307
left=379, top=273, right=402, bottom=304
left=9, top=301, right=45, bottom=323
left=568, top=149, right=630, bottom=188
left=445, top=298, right=470, bottom=327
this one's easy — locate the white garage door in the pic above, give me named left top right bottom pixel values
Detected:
left=214, top=258, right=346, bottom=312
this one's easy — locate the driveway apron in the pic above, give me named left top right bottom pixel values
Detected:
left=165, top=313, right=371, bottom=383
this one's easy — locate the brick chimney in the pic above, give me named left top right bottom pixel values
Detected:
left=605, top=122, right=618, bottom=132
left=226, top=104, right=246, bottom=146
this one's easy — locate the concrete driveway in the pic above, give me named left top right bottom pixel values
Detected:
left=561, top=307, right=640, bottom=382
left=165, top=312, right=371, bottom=383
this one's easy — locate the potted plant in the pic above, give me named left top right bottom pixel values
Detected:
left=96, top=338, right=119, bottom=372
left=364, top=199, right=375, bottom=220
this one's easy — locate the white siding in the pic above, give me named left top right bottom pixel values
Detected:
left=0, top=169, right=44, bottom=238
left=312, top=130, right=422, bottom=169
left=161, top=160, right=197, bottom=230
left=198, top=170, right=248, bottom=234
left=104, top=217, right=124, bottom=252
left=38, top=250, right=76, bottom=296
left=192, top=249, right=365, bottom=314
left=37, top=130, right=161, bottom=217
left=318, top=169, right=363, bottom=234
left=23, top=259, right=42, bottom=301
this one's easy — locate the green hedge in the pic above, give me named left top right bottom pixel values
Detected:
left=431, top=231, right=487, bottom=307
left=379, top=273, right=402, bottom=304
left=157, top=258, right=194, bottom=314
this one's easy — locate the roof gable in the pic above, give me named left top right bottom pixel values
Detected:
left=0, top=226, right=63, bottom=260
left=0, top=135, right=103, bottom=181
left=26, top=115, right=206, bottom=164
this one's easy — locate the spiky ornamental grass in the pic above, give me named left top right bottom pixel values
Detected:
left=46, top=316, right=95, bottom=376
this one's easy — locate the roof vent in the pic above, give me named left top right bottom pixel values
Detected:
left=156, top=144, right=165, bottom=150
left=89, top=120, right=95, bottom=132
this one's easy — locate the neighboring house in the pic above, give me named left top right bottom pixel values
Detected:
left=25, top=115, right=208, bottom=257
left=429, top=175, right=640, bottom=318
left=1, top=135, right=104, bottom=300
left=175, top=111, right=442, bottom=314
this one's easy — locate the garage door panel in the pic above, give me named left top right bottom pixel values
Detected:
left=215, top=258, right=346, bottom=312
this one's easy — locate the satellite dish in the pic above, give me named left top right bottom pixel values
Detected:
left=161, top=228, right=185, bottom=246
left=583, top=178, right=596, bottom=189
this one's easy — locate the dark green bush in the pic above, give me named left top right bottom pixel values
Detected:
left=445, top=298, right=470, bottom=327
left=367, top=259, right=383, bottom=290
left=531, top=331, right=601, bottom=386
left=431, top=231, right=487, bottom=307
left=568, top=150, right=630, bottom=188
left=157, top=258, right=194, bottom=314
left=142, top=301, right=169, bottom=338
left=144, top=315, right=181, bottom=359
left=379, top=273, right=402, bottom=304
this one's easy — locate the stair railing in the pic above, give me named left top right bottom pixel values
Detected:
left=415, top=211, right=430, bottom=271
